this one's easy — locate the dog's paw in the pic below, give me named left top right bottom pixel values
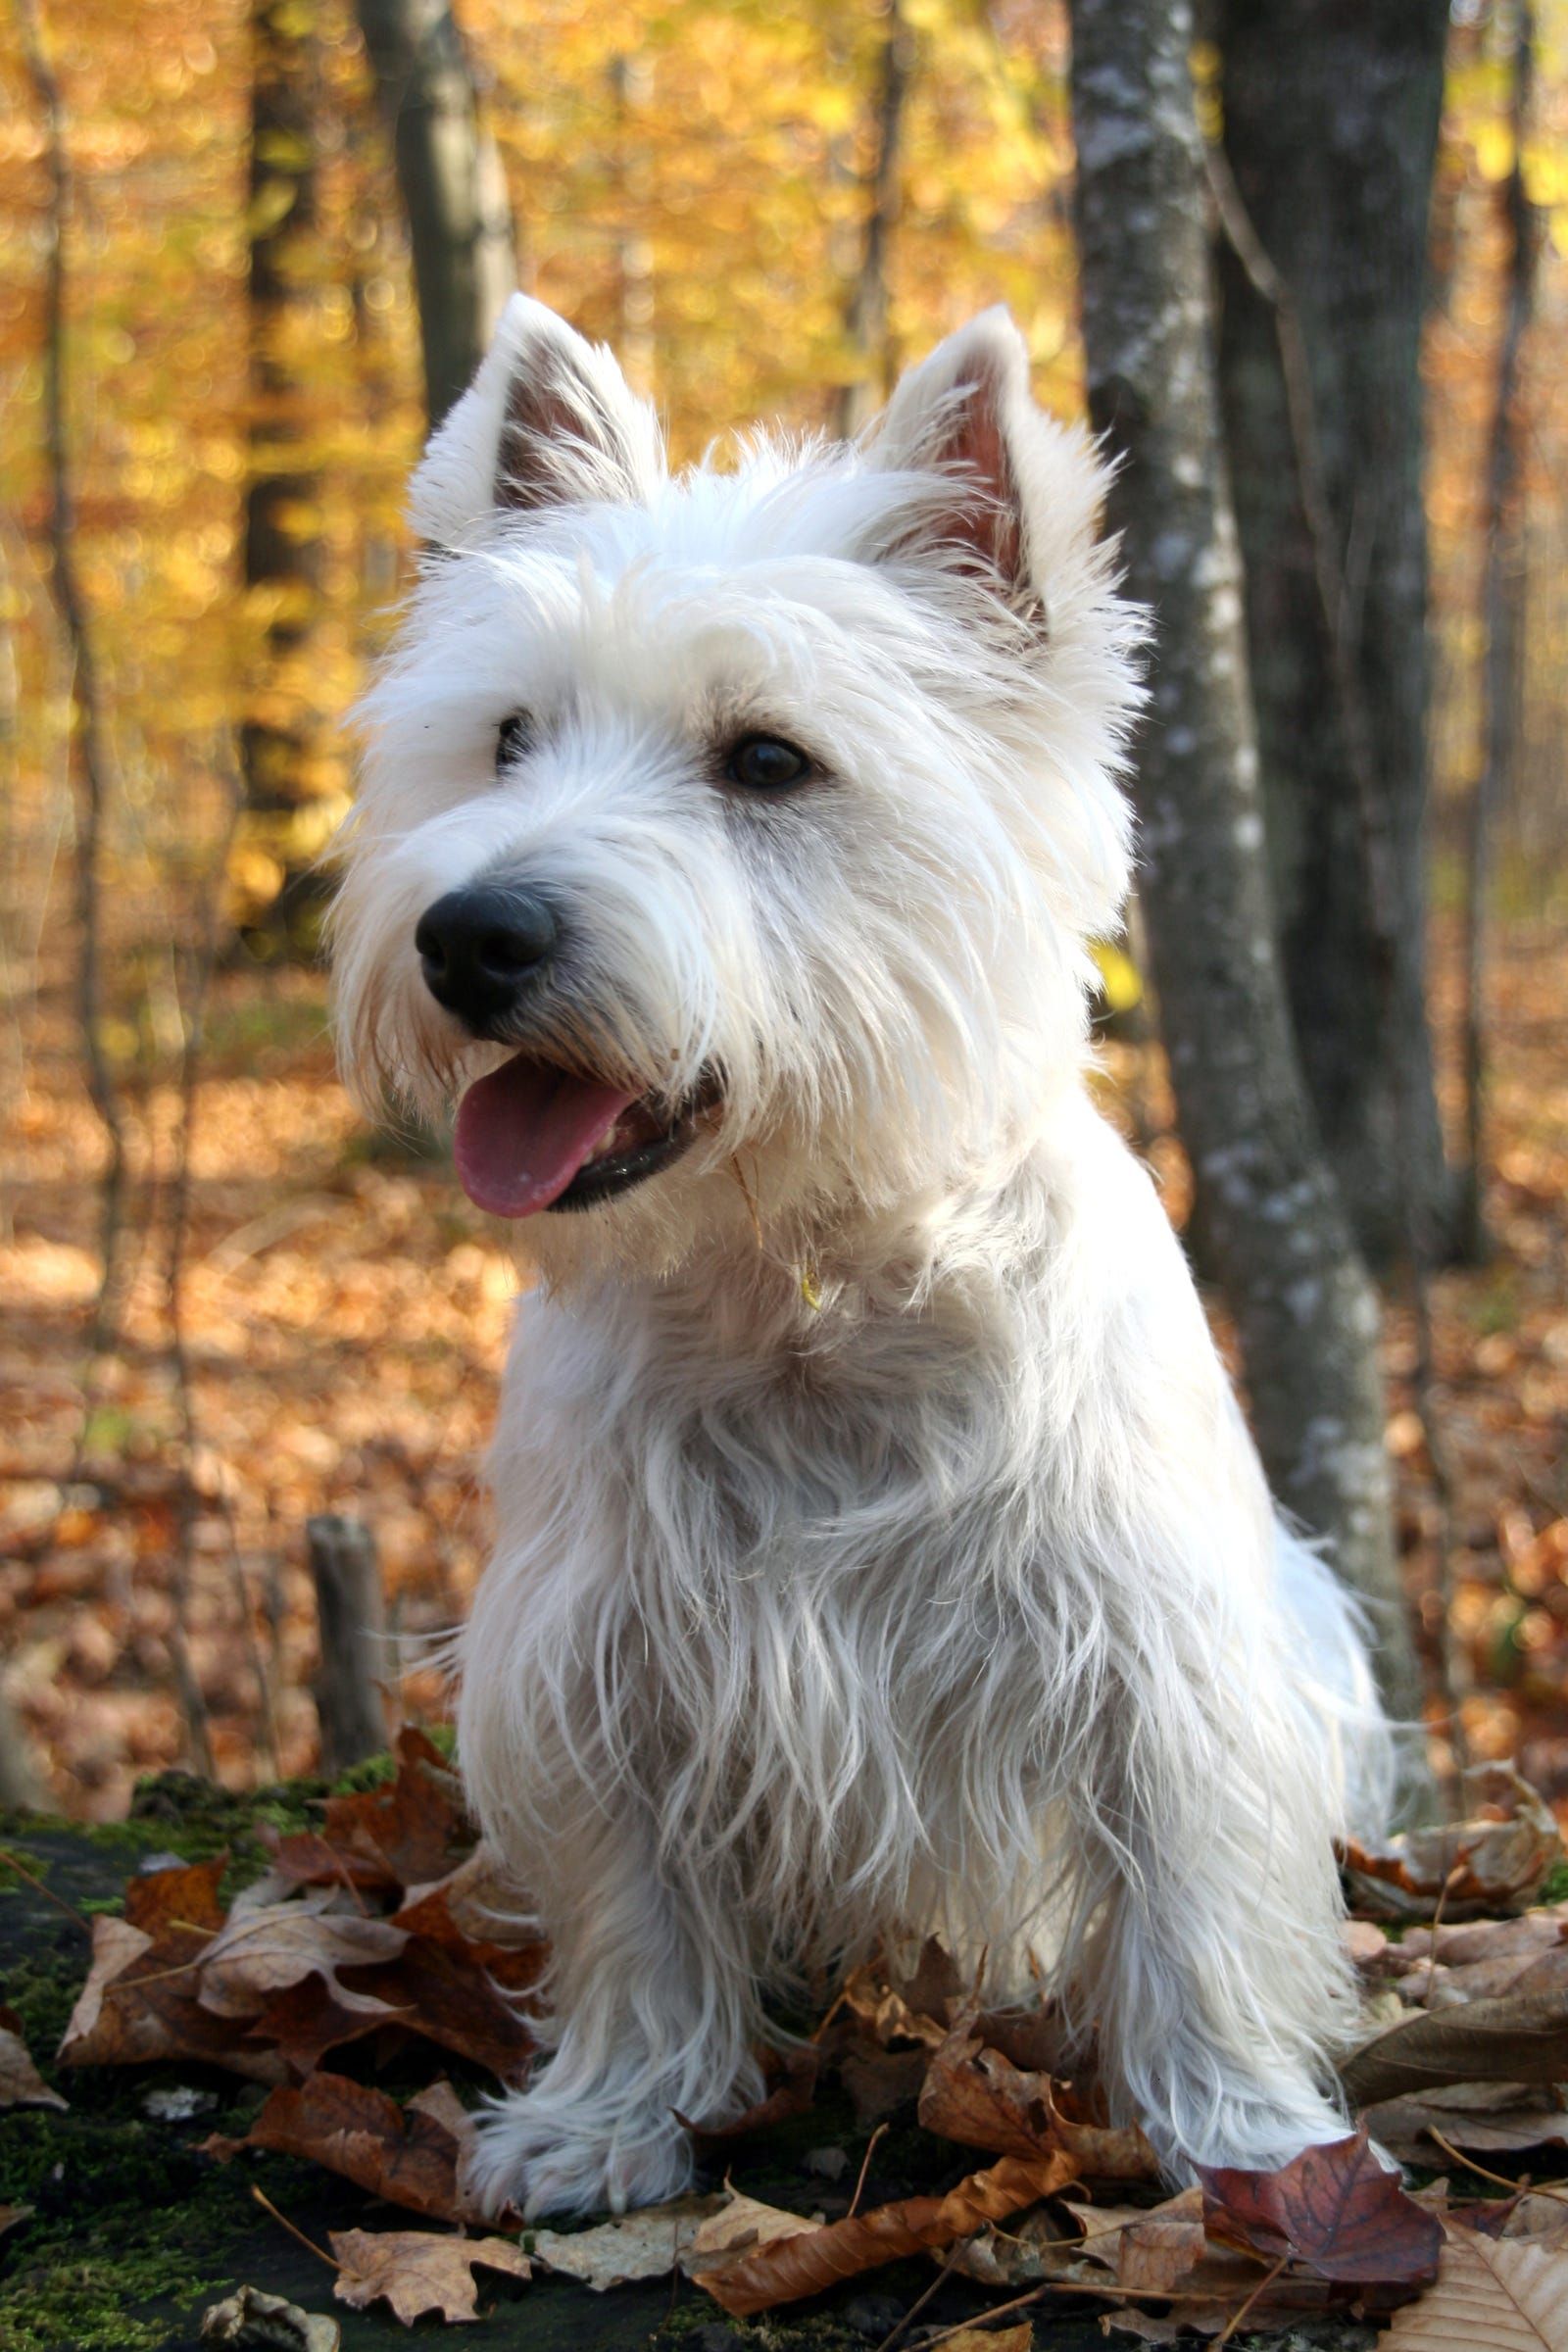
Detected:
left=466, top=2086, right=696, bottom=2221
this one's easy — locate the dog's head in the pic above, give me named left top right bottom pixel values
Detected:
left=332, top=298, right=1142, bottom=1282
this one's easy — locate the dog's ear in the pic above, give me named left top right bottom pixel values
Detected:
left=410, top=295, right=663, bottom=548
left=867, top=308, right=1041, bottom=622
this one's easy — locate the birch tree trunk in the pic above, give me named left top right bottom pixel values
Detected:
left=355, top=0, right=516, bottom=430
left=1214, top=0, right=1455, bottom=1270
left=1068, top=0, right=1422, bottom=1726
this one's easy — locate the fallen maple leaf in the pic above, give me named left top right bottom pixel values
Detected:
left=1200, top=2128, right=1442, bottom=2285
left=389, top=1849, right=546, bottom=1997
left=243, top=1972, right=408, bottom=2080
left=266, top=1729, right=470, bottom=1897
left=692, top=2150, right=1077, bottom=2316
left=59, top=1865, right=287, bottom=2085
left=329, top=2229, right=529, bottom=2325
left=206, top=2074, right=490, bottom=2225
left=345, top=1931, right=536, bottom=2083
left=195, top=1896, right=407, bottom=2018
left=1374, top=2224, right=1568, bottom=2348
left=0, top=2002, right=66, bottom=2111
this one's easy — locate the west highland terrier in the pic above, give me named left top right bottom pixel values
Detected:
left=332, top=296, right=1395, bottom=2218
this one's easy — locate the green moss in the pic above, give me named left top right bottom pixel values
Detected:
left=1539, top=1860, right=1568, bottom=1906
left=0, top=2115, right=251, bottom=2352
left=3, top=1953, right=79, bottom=2074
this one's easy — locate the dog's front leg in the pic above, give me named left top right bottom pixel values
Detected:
left=466, top=1791, right=763, bottom=2220
left=1074, top=1665, right=1357, bottom=2179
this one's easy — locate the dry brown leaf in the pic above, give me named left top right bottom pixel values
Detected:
left=0, top=2003, right=66, bottom=2111
left=916, top=2025, right=1157, bottom=2181
left=266, top=1729, right=470, bottom=1897
left=1374, top=2224, right=1568, bottom=2348
left=1386, top=1914, right=1568, bottom=2011
left=199, top=2285, right=340, bottom=2350
left=692, top=2150, right=1076, bottom=2317
left=0, top=2204, right=33, bottom=2241
left=1201, top=2128, right=1443, bottom=2285
left=530, top=2193, right=732, bottom=2289
left=1508, top=2204, right=1568, bottom=2254
left=59, top=1876, right=286, bottom=2085
left=683, top=2190, right=822, bottom=2277
left=927, top=2328, right=1032, bottom=2352
left=329, top=2229, right=529, bottom=2325
left=390, top=1852, right=547, bottom=1998
left=839, top=1955, right=950, bottom=2050
left=244, top=1973, right=409, bottom=2080
left=1342, top=1988, right=1568, bottom=2108
left=918, top=2025, right=1054, bottom=2158
left=1343, top=1766, right=1564, bottom=1922
left=1100, top=2304, right=1238, bottom=2344
left=1049, top=2109, right=1160, bottom=2183
left=205, top=2073, right=490, bottom=2225
left=1363, top=2083, right=1568, bottom=2165
left=840, top=2042, right=929, bottom=2127
left=195, top=1898, right=407, bottom=2019
left=1087, top=2188, right=1211, bottom=2293
left=345, top=1932, right=537, bottom=2084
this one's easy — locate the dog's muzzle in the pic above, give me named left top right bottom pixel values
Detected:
left=415, top=881, right=558, bottom=1037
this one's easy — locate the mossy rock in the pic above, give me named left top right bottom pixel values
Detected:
left=0, top=1781, right=1374, bottom=2351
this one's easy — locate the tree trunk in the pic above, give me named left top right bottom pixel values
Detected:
left=1460, top=4, right=1540, bottom=1259
left=1214, top=0, right=1455, bottom=1270
left=238, top=0, right=328, bottom=948
left=308, top=1514, right=389, bottom=1773
left=19, top=0, right=126, bottom=1337
left=1068, top=0, right=1422, bottom=1727
left=836, top=0, right=912, bottom=443
left=355, top=0, right=516, bottom=430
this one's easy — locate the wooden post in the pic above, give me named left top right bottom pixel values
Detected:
left=307, top=1514, right=388, bottom=1774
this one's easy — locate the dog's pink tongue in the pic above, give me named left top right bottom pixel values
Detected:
left=454, top=1055, right=639, bottom=1218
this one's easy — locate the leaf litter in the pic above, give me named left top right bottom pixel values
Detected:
left=37, top=1733, right=1568, bottom=2340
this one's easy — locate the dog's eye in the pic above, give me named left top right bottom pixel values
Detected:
left=725, top=733, right=811, bottom=792
left=496, top=713, right=534, bottom=771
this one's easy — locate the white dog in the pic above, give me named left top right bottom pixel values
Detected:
left=333, top=296, right=1394, bottom=2219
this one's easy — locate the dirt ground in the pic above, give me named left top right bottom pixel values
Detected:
left=2, top=912, right=1565, bottom=1821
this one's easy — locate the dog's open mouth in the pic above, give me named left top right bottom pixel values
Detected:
left=453, top=1054, right=704, bottom=1217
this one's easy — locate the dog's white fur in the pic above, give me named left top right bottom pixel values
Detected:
left=333, top=297, right=1395, bottom=2218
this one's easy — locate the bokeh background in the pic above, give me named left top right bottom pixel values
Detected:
left=1, top=0, right=1565, bottom=1818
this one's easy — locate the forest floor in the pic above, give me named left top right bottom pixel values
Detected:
left=1, top=909, right=1566, bottom=1820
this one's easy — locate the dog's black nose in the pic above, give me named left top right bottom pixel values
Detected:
left=415, top=883, right=557, bottom=1033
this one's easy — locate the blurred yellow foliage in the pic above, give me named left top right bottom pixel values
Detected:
left=0, top=0, right=1564, bottom=956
